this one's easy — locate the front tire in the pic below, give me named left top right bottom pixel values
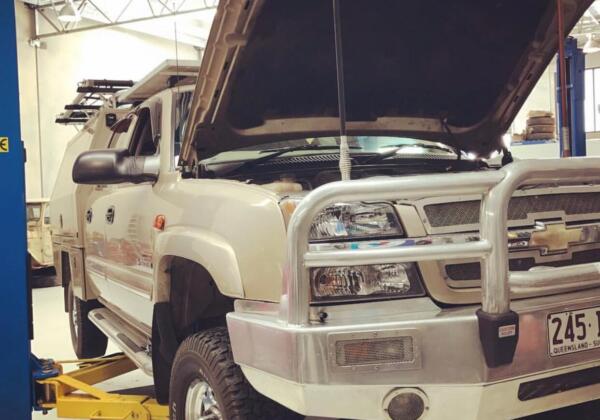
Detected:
left=67, top=282, right=108, bottom=359
left=169, top=327, right=300, bottom=420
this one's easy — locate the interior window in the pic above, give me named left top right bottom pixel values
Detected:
left=108, top=116, right=135, bottom=149
left=27, top=205, right=41, bottom=222
left=43, top=205, right=51, bottom=225
left=129, top=107, right=159, bottom=156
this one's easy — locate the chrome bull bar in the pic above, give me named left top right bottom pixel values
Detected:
left=283, top=158, right=600, bottom=367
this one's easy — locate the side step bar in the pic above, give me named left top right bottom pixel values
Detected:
left=89, top=308, right=153, bottom=375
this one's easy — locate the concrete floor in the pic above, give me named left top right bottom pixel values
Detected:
left=31, top=274, right=599, bottom=420
left=31, top=281, right=322, bottom=420
left=31, top=283, right=153, bottom=420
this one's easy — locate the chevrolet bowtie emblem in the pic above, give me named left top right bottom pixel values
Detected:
left=529, top=222, right=583, bottom=253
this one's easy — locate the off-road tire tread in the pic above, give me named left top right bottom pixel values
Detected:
left=170, top=327, right=300, bottom=420
left=68, top=283, right=108, bottom=359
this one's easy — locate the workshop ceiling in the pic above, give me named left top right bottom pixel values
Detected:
left=22, top=0, right=218, bottom=47
left=572, top=0, right=600, bottom=35
left=20, top=0, right=600, bottom=50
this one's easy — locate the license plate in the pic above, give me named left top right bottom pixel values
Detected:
left=547, top=307, right=600, bottom=357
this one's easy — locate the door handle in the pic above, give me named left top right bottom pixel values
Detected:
left=105, top=206, right=115, bottom=224
left=85, top=209, right=93, bottom=224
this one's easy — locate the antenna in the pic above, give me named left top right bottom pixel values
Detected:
left=173, top=0, right=182, bottom=168
left=172, top=0, right=181, bottom=93
left=332, top=0, right=351, bottom=181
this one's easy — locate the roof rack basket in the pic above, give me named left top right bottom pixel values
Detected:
left=55, top=79, right=134, bottom=125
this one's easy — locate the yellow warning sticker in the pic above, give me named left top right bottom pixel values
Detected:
left=0, top=137, right=8, bottom=153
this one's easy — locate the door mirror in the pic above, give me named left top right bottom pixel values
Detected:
left=72, top=148, right=159, bottom=185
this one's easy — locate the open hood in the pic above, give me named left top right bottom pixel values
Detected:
left=181, top=0, right=592, bottom=164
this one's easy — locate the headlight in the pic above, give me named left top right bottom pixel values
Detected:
left=309, top=202, right=403, bottom=241
left=310, top=263, right=425, bottom=303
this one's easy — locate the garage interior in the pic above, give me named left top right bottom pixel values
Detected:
left=3, top=0, right=600, bottom=419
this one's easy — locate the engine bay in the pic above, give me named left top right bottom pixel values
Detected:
left=203, top=155, right=490, bottom=192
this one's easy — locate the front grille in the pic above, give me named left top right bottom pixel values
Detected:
left=445, top=248, right=600, bottom=282
left=518, top=366, right=600, bottom=401
left=424, top=193, right=600, bottom=228
left=335, top=336, right=414, bottom=367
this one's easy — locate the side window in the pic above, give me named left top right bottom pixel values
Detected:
left=130, top=107, right=159, bottom=157
left=108, top=115, right=136, bottom=149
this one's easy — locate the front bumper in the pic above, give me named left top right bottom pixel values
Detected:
left=227, top=290, right=600, bottom=419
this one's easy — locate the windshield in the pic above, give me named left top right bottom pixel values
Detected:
left=201, top=136, right=455, bottom=165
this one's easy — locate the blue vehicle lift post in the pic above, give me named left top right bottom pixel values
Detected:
left=0, top=1, right=32, bottom=418
left=556, top=36, right=586, bottom=157
left=0, top=7, right=167, bottom=416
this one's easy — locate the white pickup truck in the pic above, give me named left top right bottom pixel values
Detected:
left=51, top=1, right=600, bottom=419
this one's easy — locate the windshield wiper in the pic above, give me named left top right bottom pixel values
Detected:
left=220, top=144, right=359, bottom=176
left=364, top=143, right=459, bottom=164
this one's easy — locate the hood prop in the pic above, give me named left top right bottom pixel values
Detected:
left=332, top=0, right=351, bottom=181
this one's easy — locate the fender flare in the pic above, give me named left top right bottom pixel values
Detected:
left=153, top=226, right=244, bottom=301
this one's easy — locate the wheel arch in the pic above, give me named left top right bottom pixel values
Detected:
left=153, top=227, right=244, bottom=303
left=151, top=231, right=241, bottom=404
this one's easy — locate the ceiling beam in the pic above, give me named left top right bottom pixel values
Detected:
left=32, top=5, right=215, bottom=42
left=27, top=1, right=68, bottom=9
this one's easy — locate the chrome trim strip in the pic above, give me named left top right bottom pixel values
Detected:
left=510, top=263, right=600, bottom=294
left=304, top=241, right=491, bottom=267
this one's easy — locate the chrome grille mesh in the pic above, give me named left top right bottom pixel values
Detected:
left=335, top=336, right=414, bottom=367
left=424, top=193, right=600, bottom=228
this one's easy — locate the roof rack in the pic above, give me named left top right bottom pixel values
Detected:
left=56, top=60, right=202, bottom=125
left=116, top=60, right=201, bottom=103
left=55, top=79, right=134, bottom=125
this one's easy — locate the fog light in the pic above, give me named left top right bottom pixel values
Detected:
left=383, top=388, right=428, bottom=420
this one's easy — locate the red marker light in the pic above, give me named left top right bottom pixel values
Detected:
left=153, top=215, right=166, bottom=230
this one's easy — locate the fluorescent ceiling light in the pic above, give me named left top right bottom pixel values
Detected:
left=58, top=1, right=81, bottom=23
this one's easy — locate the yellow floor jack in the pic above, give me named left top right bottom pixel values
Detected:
left=32, top=353, right=168, bottom=420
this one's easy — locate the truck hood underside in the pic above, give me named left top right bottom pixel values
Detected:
left=181, top=0, right=591, bottom=163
